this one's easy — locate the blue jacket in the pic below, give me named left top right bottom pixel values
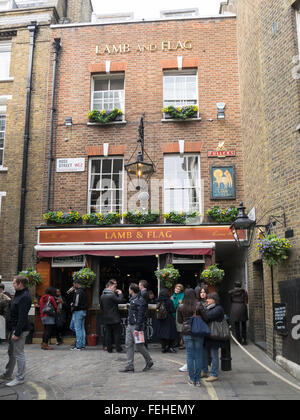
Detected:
left=128, top=292, right=147, bottom=331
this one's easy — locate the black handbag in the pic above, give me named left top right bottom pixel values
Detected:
left=209, top=319, right=230, bottom=341
left=42, top=296, right=55, bottom=317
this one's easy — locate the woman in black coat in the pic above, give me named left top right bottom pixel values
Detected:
left=228, top=281, right=248, bottom=345
left=202, top=292, right=226, bottom=382
left=153, top=288, right=177, bottom=353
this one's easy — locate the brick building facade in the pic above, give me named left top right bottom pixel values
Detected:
left=221, top=0, right=300, bottom=372
left=0, top=0, right=92, bottom=284
left=33, top=12, right=247, bottom=338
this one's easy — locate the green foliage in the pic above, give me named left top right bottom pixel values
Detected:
left=164, top=211, right=198, bottom=224
left=206, top=206, right=238, bottom=224
left=123, top=211, right=160, bottom=225
left=88, top=108, right=123, bottom=123
left=43, top=211, right=81, bottom=224
left=19, top=267, right=43, bottom=287
left=155, top=264, right=180, bottom=289
left=162, top=105, right=198, bottom=120
left=200, top=265, right=225, bottom=286
left=83, top=212, right=121, bottom=226
left=256, top=234, right=292, bottom=266
left=72, top=268, right=96, bottom=288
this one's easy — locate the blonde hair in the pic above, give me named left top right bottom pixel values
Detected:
left=175, top=284, right=184, bottom=291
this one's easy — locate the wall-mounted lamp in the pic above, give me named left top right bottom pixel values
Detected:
left=64, top=117, right=73, bottom=142
left=125, top=113, right=155, bottom=190
left=217, top=102, right=226, bottom=119
left=230, top=202, right=289, bottom=248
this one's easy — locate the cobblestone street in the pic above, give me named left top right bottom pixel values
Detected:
left=0, top=341, right=299, bottom=401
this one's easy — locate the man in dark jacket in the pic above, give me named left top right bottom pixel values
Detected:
left=228, top=281, right=248, bottom=345
left=70, top=279, right=88, bottom=350
left=0, top=275, right=32, bottom=387
left=100, top=279, right=124, bottom=353
left=119, top=283, right=153, bottom=373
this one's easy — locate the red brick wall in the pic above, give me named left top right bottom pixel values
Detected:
left=45, top=17, right=243, bottom=215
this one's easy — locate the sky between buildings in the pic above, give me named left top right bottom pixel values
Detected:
left=91, top=0, right=223, bottom=19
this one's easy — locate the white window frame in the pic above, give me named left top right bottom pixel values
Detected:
left=163, top=69, right=198, bottom=112
left=0, top=109, right=6, bottom=168
left=0, top=41, right=12, bottom=80
left=163, top=153, right=202, bottom=216
left=87, top=156, right=124, bottom=214
left=0, top=191, right=6, bottom=218
left=296, top=9, right=300, bottom=55
left=91, top=73, right=125, bottom=119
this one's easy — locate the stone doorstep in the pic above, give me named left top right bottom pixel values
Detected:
left=276, top=356, right=300, bottom=382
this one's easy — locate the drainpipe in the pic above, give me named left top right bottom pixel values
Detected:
left=46, top=38, right=61, bottom=212
left=17, top=21, right=37, bottom=273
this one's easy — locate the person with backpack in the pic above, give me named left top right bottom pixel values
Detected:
left=177, top=288, right=208, bottom=387
left=153, top=288, right=177, bottom=353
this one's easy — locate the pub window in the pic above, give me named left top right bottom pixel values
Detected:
left=0, top=111, right=6, bottom=167
left=0, top=41, right=11, bottom=80
left=164, top=154, right=202, bottom=215
left=163, top=70, right=198, bottom=109
left=88, top=157, right=124, bottom=214
left=91, top=73, right=125, bottom=119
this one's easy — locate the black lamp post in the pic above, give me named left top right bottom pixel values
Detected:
left=124, top=113, right=155, bottom=190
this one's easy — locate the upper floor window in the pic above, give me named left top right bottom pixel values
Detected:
left=296, top=10, right=300, bottom=55
left=163, top=70, right=198, bottom=109
left=0, top=41, right=11, bottom=80
left=0, top=112, right=6, bottom=167
left=91, top=74, right=125, bottom=119
left=88, top=157, right=124, bottom=214
left=164, top=154, right=202, bottom=215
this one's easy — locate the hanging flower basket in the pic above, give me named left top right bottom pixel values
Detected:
left=72, top=268, right=96, bottom=288
left=83, top=212, right=121, bottom=226
left=88, top=108, right=123, bottom=124
left=162, top=105, right=199, bottom=120
left=206, top=206, right=238, bottom=224
left=43, top=211, right=81, bottom=225
left=155, top=264, right=180, bottom=289
left=19, top=268, right=43, bottom=288
left=256, top=234, right=292, bottom=266
left=200, top=265, right=225, bottom=287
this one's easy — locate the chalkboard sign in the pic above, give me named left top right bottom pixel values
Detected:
left=274, top=303, right=288, bottom=335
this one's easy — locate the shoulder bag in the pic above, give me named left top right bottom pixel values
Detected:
left=209, top=319, right=230, bottom=341
left=189, top=316, right=211, bottom=337
left=42, top=296, right=55, bottom=317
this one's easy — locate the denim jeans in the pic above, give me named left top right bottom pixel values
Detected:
left=203, top=346, right=219, bottom=377
left=71, top=310, right=86, bottom=348
left=183, top=335, right=204, bottom=382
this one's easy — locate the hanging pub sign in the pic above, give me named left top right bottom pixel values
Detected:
left=52, top=256, right=86, bottom=267
left=208, top=150, right=236, bottom=158
left=273, top=303, right=288, bottom=336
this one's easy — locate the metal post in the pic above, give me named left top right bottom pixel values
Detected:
left=221, top=339, right=232, bottom=371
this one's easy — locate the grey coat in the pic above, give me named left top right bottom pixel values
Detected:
left=228, top=288, right=248, bottom=322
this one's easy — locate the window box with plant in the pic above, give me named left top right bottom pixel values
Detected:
left=155, top=264, right=180, bottom=290
left=256, top=234, right=292, bottom=266
left=87, top=108, right=123, bottom=124
left=206, top=205, right=238, bottom=224
left=164, top=211, right=200, bottom=224
left=200, top=265, right=225, bottom=290
left=123, top=211, right=160, bottom=225
left=43, top=211, right=81, bottom=225
left=162, top=105, right=199, bottom=121
left=83, top=212, right=121, bottom=226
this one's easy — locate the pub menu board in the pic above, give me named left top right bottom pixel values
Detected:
left=274, top=303, right=288, bottom=335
